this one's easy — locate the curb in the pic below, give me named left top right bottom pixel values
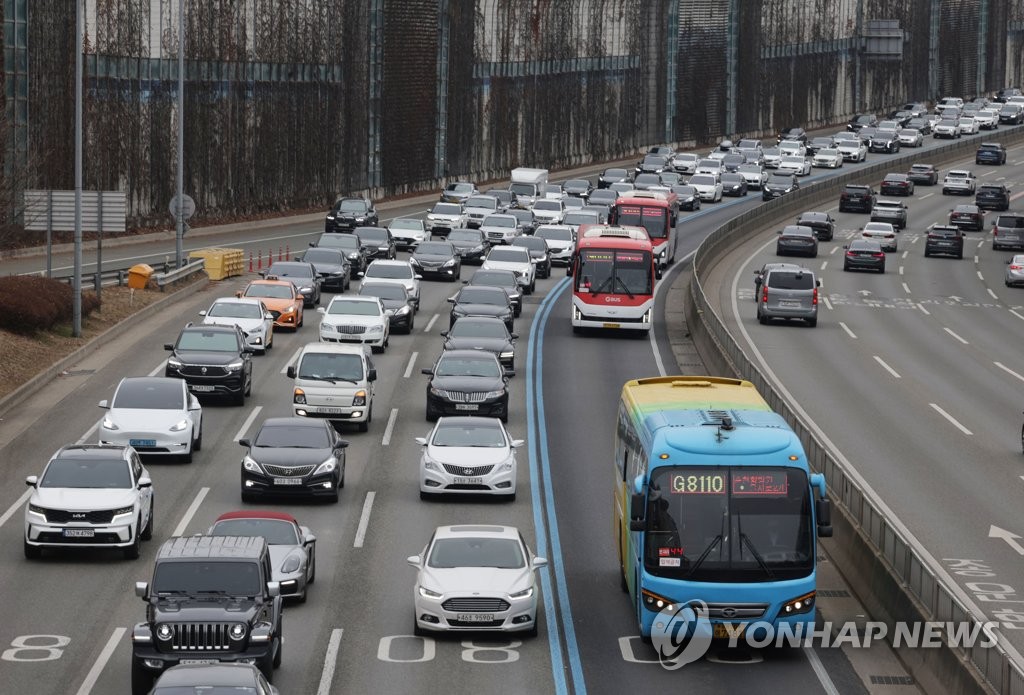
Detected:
left=0, top=276, right=211, bottom=420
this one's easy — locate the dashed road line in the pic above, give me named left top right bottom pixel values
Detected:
left=316, top=628, right=345, bottom=695
left=0, top=489, right=32, bottom=529
left=873, top=355, right=901, bottom=378
left=381, top=408, right=399, bottom=446
left=353, top=491, right=376, bottom=548
left=839, top=322, right=857, bottom=339
left=943, top=327, right=969, bottom=344
left=172, top=487, right=210, bottom=537
left=995, top=361, right=1024, bottom=384
left=233, top=405, right=263, bottom=442
left=929, top=403, right=973, bottom=435
left=403, top=352, right=419, bottom=378
left=423, top=313, right=439, bottom=332
left=281, top=347, right=302, bottom=374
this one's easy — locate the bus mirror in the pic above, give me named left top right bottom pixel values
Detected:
left=818, top=524, right=833, bottom=538
left=655, top=266, right=663, bottom=280
left=810, top=473, right=827, bottom=499
left=630, top=492, right=646, bottom=524
left=816, top=498, right=832, bottom=533
left=630, top=518, right=646, bottom=532
left=632, top=475, right=645, bottom=495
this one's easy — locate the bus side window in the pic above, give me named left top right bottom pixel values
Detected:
left=615, top=406, right=629, bottom=481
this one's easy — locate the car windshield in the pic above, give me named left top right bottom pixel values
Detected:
left=533, top=200, right=561, bottom=212
left=435, top=356, right=500, bottom=378
left=210, top=518, right=299, bottom=546
left=390, top=218, right=424, bottom=231
left=366, top=264, right=411, bottom=279
left=356, top=229, right=387, bottom=244
left=511, top=238, right=546, bottom=252
left=448, top=230, right=482, bottom=243
left=781, top=156, right=804, bottom=164
left=471, top=271, right=515, bottom=288
left=302, top=249, right=343, bottom=264
left=457, top=288, right=506, bottom=305
left=722, top=174, right=742, bottom=184
left=360, top=284, right=406, bottom=301
left=634, top=174, right=660, bottom=185
left=604, top=168, right=629, bottom=177
left=565, top=179, right=589, bottom=189
left=447, top=183, right=475, bottom=193
left=327, top=299, right=381, bottom=316
left=488, top=248, right=529, bottom=263
left=244, top=284, right=293, bottom=299
left=509, top=209, right=533, bottom=222
left=41, top=456, right=131, bottom=488
left=767, top=175, right=792, bottom=185
left=938, top=119, right=958, bottom=127
left=176, top=331, right=239, bottom=352
left=432, top=203, right=462, bottom=215
left=319, top=236, right=360, bottom=252
left=268, top=264, right=312, bottom=279
left=152, top=561, right=261, bottom=597
left=450, top=320, right=508, bottom=339
left=484, top=216, right=516, bottom=228
left=466, top=197, right=497, bottom=210
left=432, top=421, right=506, bottom=447
left=767, top=271, right=814, bottom=289
left=207, top=301, right=262, bottom=319
left=254, top=423, right=330, bottom=449
left=416, top=242, right=453, bottom=255
left=850, top=241, right=880, bottom=251
left=427, top=537, right=525, bottom=569
left=112, top=380, right=183, bottom=410
left=536, top=227, right=572, bottom=242
left=817, top=148, right=838, bottom=157
left=576, top=249, right=653, bottom=295
left=154, top=687, right=258, bottom=695
left=642, top=155, right=664, bottom=165
left=298, top=352, right=364, bottom=381
left=337, top=199, right=368, bottom=212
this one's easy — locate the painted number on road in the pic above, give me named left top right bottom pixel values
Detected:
left=1, top=635, right=70, bottom=662
left=377, top=635, right=435, bottom=663
left=461, top=640, right=521, bottom=663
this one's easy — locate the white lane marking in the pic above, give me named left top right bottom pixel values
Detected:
left=839, top=322, right=857, bottom=339
left=943, top=327, right=969, bottom=344
left=381, top=408, right=399, bottom=446
left=822, top=296, right=833, bottom=311
left=920, top=192, right=934, bottom=199
left=1011, top=310, right=1024, bottom=322
left=73, top=627, right=127, bottom=695
left=77, top=420, right=102, bottom=444
left=423, top=314, right=439, bottom=332
left=929, top=403, right=973, bottom=435
left=901, top=282, right=911, bottom=294
left=172, top=487, right=210, bottom=537
left=147, top=361, right=166, bottom=377
left=829, top=246, right=840, bottom=255
left=994, top=362, right=1024, bottom=384
left=316, top=628, right=345, bottom=695
left=403, top=352, right=419, bottom=379
left=977, top=270, right=985, bottom=281
left=976, top=239, right=985, bottom=249
left=873, top=355, right=901, bottom=379
left=899, top=265, right=905, bottom=276
left=917, top=302, right=931, bottom=315
left=805, top=646, right=842, bottom=695
left=353, top=491, right=376, bottom=548
left=901, top=251, right=908, bottom=259
left=820, top=261, right=828, bottom=271
left=974, top=255, right=981, bottom=263
left=281, top=347, right=302, bottom=374
left=0, top=489, right=32, bottom=529
left=234, top=405, right=263, bottom=443
left=988, top=288, right=999, bottom=300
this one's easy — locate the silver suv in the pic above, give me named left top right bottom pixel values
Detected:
left=992, top=214, right=1024, bottom=251
left=756, top=266, right=820, bottom=327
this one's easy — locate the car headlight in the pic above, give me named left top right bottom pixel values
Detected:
left=112, top=505, right=134, bottom=517
left=499, top=458, right=514, bottom=471
left=321, top=323, right=335, bottom=333
left=226, top=361, right=244, bottom=371
left=409, top=257, right=421, bottom=266
left=229, top=623, right=247, bottom=641
left=423, top=458, right=440, bottom=471
left=169, top=419, right=189, bottom=432
left=378, top=246, right=390, bottom=251
left=418, top=586, right=442, bottom=599
left=27, top=504, right=47, bottom=517
left=396, top=305, right=411, bottom=316
left=429, top=386, right=444, bottom=397
left=281, top=554, right=301, bottom=574
left=156, top=624, right=174, bottom=641
left=167, top=357, right=183, bottom=368
left=442, top=259, right=455, bottom=267
left=313, top=457, right=337, bottom=476
left=299, top=286, right=312, bottom=293
left=352, top=390, right=367, bottom=407
left=499, top=351, right=514, bottom=359
left=470, top=245, right=483, bottom=253
left=366, top=325, right=383, bottom=334
left=243, top=456, right=262, bottom=474
left=326, top=213, right=336, bottom=220
left=101, top=416, right=118, bottom=430
left=509, top=587, right=534, bottom=600
left=482, top=390, right=505, bottom=399
left=782, top=591, right=816, bottom=616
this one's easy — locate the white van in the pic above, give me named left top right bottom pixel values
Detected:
left=287, top=343, right=377, bottom=432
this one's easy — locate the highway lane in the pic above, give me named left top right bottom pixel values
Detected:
left=703, top=141, right=1024, bottom=658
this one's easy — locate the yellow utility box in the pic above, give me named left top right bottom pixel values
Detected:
left=189, top=248, right=244, bottom=280
left=127, top=263, right=154, bottom=289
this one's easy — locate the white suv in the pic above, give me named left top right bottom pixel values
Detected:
left=482, top=246, right=536, bottom=294
left=942, top=169, right=977, bottom=195
left=198, top=297, right=274, bottom=353
left=426, top=202, right=468, bottom=237
left=359, top=259, right=422, bottom=310
left=98, top=377, right=203, bottom=463
left=24, top=444, right=154, bottom=560
left=318, top=295, right=390, bottom=353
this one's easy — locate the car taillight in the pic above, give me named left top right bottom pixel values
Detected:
left=812, top=288, right=818, bottom=305
left=1011, top=265, right=1022, bottom=271
left=762, top=286, right=768, bottom=303
left=846, top=250, right=856, bottom=257
left=874, top=252, right=885, bottom=258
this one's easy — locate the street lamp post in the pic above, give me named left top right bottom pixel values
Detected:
left=72, top=0, right=83, bottom=337
left=175, top=0, right=185, bottom=269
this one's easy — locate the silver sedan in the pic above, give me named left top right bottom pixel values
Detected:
left=417, top=416, right=523, bottom=500
left=1006, top=255, right=1024, bottom=287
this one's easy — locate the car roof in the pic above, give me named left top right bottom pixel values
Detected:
left=211, top=296, right=264, bottom=305
left=157, top=535, right=266, bottom=560
left=154, top=663, right=260, bottom=687
left=874, top=199, right=904, bottom=206
left=850, top=239, right=882, bottom=249
left=298, top=342, right=370, bottom=358
left=54, top=444, right=131, bottom=460
left=181, top=323, right=238, bottom=333
left=798, top=211, right=829, bottom=219
left=435, top=415, right=504, bottom=428
left=246, top=278, right=297, bottom=290
left=451, top=315, right=506, bottom=325
left=260, top=416, right=329, bottom=429
left=438, top=349, right=502, bottom=361
left=367, top=259, right=411, bottom=268
left=215, top=510, right=299, bottom=524
left=433, top=524, right=518, bottom=540
left=781, top=225, right=814, bottom=234
left=269, top=261, right=313, bottom=271
left=328, top=294, right=380, bottom=304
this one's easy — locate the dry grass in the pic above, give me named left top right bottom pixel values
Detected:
left=0, top=285, right=171, bottom=401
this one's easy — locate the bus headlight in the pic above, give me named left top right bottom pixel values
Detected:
left=641, top=588, right=677, bottom=612
left=781, top=592, right=815, bottom=616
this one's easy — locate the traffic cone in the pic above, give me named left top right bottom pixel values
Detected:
left=257, top=250, right=263, bottom=271
left=278, top=246, right=283, bottom=261
left=286, top=244, right=290, bottom=259
left=248, top=252, right=254, bottom=273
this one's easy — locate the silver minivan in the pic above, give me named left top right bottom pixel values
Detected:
left=756, top=266, right=820, bottom=327
left=992, top=214, right=1024, bottom=251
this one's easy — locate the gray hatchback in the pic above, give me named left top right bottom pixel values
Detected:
left=756, top=267, right=820, bottom=327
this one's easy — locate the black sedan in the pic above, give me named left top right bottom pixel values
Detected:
left=325, top=197, right=377, bottom=233
left=795, top=211, right=835, bottom=241
left=562, top=178, right=593, bottom=199
left=358, top=281, right=415, bottom=333
left=843, top=239, right=886, bottom=273
left=510, top=236, right=552, bottom=278
left=263, top=261, right=321, bottom=307
left=508, top=208, right=537, bottom=236
left=880, top=173, right=915, bottom=197
left=150, top=664, right=280, bottom=695
left=776, top=225, right=818, bottom=258
left=422, top=350, right=511, bottom=422
left=464, top=269, right=523, bottom=317
left=671, top=184, right=701, bottom=210
left=762, top=173, right=799, bottom=201
left=598, top=168, right=631, bottom=188
left=720, top=172, right=748, bottom=197
left=441, top=316, right=518, bottom=371
left=410, top=241, right=462, bottom=281
left=869, top=129, right=900, bottom=154
left=777, top=127, right=807, bottom=143
left=354, top=227, right=397, bottom=260
left=298, top=247, right=351, bottom=292
left=447, top=228, right=490, bottom=264
left=311, top=233, right=369, bottom=275
left=907, top=163, right=939, bottom=186
left=239, top=417, right=349, bottom=503
left=447, top=285, right=515, bottom=332
left=948, top=204, right=985, bottom=231
left=847, top=114, right=878, bottom=132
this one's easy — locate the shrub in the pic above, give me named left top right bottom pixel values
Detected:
left=0, top=276, right=100, bottom=334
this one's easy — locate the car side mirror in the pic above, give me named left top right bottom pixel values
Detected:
left=138, top=476, right=153, bottom=489
left=25, top=475, right=37, bottom=487
left=462, top=279, right=469, bottom=284
left=655, top=267, right=663, bottom=280
left=532, top=557, right=548, bottom=569
left=510, top=333, right=519, bottom=340
left=414, top=274, right=423, bottom=280
left=267, top=581, right=281, bottom=598
left=98, top=399, right=109, bottom=409
left=198, top=310, right=207, bottom=317
left=511, top=439, right=525, bottom=447
left=286, top=366, right=297, bottom=379
left=294, top=257, right=301, bottom=262
left=439, top=331, right=449, bottom=337
left=446, top=297, right=456, bottom=303
left=309, top=242, right=315, bottom=248
left=235, top=291, right=243, bottom=298
left=135, top=581, right=149, bottom=599
left=414, top=437, right=427, bottom=446
left=407, top=555, right=422, bottom=568
left=816, top=280, right=822, bottom=287
left=189, top=396, right=201, bottom=411
left=304, top=533, right=317, bottom=545
left=238, top=438, right=251, bottom=448
left=421, top=368, right=433, bottom=376
left=317, top=307, right=326, bottom=314
left=164, top=344, right=174, bottom=351
left=367, top=368, right=377, bottom=382
left=816, top=498, right=833, bottom=537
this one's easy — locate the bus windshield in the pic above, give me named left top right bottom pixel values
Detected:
left=576, top=249, right=652, bottom=296
left=614, top=205, right=669, bottom=239
left=643, top=466, right=813, bottom=582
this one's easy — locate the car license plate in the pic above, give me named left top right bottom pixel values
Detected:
left=180, top=659, right=218, bottom=665
left=273, top=478, right=303, bottom=486
left=779, top=300, right=800, bottom=308
left=190, top=385, right=215, bottom=392
left=315, top=407, right=346, bottom=415
left=713, top=623, right=743, bottom=639
left=456, top=613, right=494, bottom=622
left=455, top=404, right=478, bottom=411
left=62, top=528, right=95, bottom=538
left=603, top=322, right=621, bottom=329
left=129, top=439, right=156, bottom=447
left=454, top=477, right=483, bottom=485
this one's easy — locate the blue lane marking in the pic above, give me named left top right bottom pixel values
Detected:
left=527, top=276, right=587, bottom=695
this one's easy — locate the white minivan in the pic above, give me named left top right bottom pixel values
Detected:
left=287, top=343, right=377, bottom=432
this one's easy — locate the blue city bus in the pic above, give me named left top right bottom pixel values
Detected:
left=613, top=376, right=833, bottom=640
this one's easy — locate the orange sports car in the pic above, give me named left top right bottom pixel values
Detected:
left=236, top=277, right=304, bottom=329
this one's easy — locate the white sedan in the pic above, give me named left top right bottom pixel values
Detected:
left=861, top=222, right=898, bottom=252
left=408, top=524, right=547, bottom=636
left=359, top=259, right=422, bottom=310
left=199, top=297, right=274, bottom=353
left=835, top=137, right=867, bottom=162
left=897, top=128, right=924, bottom=147
left=778, top=155, right=812, bottom=176
left=417, top=417, right=523, bottom=500
left=99, top=376, right=202, bottom=462
left=318, top=295, right=390, bottom=353
left=688, top=174, right=723, bottom=202
left=482, top=246, right=537, bottom=294
left=811, top=148, right=843, bottom=168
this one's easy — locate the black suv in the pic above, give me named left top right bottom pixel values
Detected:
left=795, top=211, right=835, bottom=241
left=131, top=535, right=283, bottom=694
left=924, top=225, right=964, bottom=259
left=838, top=185, right=877, bottom=213
left=165, top=324, right=254, bottom=405
left=325, top=197, right=378, bottom=233
left=976, top=184, right=1011, bottom=211
left=976, top=142, right=1007, bottom=166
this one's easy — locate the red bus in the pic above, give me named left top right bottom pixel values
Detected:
left=608, top=190, right=679, bottom=269
left=569, top=226, right=660, bottom=334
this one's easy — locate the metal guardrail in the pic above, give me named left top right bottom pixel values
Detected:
left=154, top=258, right=205, bottom=289
left=687, top=127, right=1024, bottom=693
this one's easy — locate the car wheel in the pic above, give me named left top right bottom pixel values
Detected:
left=131, top=660, right=153, bottom=695
left=297, top=311, right=304, bottom=328
left=957, top=253, right=963, bottom=259
left=124, top=521, right=142, bottom=560
left=924, top=250, right=930, bottom=257
left=504, top=491, right=517, bottom=503
left=242, top=490, right=257, bottom=504
left=308, top=550, right=316, bottom=584
left=879, top=263, right=886, bottom=273
left=234, top=388, right=246, bottom=406
left=426, top=402, right=439, bottom=422
left=413, top=615, right=427, bottom=637
left=757, top=310, right=767, bottom=325
left=807, top=317, right=817, bottom=328
left=194, top=424, right=202, bottom=452
left=141, top=501, right=154, bottom=541
left=258, top=651, right=274, bottom=681
left=525, top=614, right=539, bottom=638
left=358, top=405, right=371, bottom=433
left=500, top=406, right=509, bottom=424
left=843, top=262, right=850, bottom=270
left=419, top=490, right=432, bottom=501
left=405, top=316, right=415, bottom=335
left=183, top=440, right=193, bottom=464
left=23, top=539, right=41, bottom=560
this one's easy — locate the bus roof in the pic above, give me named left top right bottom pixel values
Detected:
left=621, top=376, right=805, bottom=463
left=615, top=190, right=678, bottom=206
left=579, top=225, right=649, bottom=242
